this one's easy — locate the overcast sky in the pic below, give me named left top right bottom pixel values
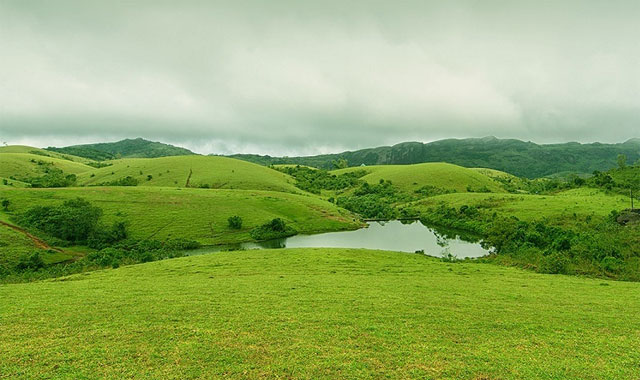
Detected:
left=1, top=1, right=639, bottom=155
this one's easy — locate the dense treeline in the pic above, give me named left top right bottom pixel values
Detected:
left=230, top=137, right=640, bottom=178
left=419, top=204, right=640, bottom=280
left=275, top=165, right=366, bottom=194
left=47, top=138, right=196, bottom=161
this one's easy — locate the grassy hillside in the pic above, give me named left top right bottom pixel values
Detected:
left=47, top=138, right=195, bottom=160
left=0, top=152, right=94, bottom=179
left=230, top=136, right=640, bottom=178
left=333, top=163, right=505, bottom=194
left=0, top=145, right=94, bottom=164
left=1, top=248, right=639, bottom=379
left=413, top=188, right=628, bottom=222
left=0, top=187, right=361, bottom=246
left=78, top=155, right=300, bottom=193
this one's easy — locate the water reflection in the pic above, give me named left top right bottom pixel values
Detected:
left=188, top=220, right=490, bottom=259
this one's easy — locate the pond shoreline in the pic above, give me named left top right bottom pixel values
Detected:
left=187, top=220, right=491, bottom=259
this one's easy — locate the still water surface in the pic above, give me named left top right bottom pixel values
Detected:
left=189, top=220, right=490, bottom=259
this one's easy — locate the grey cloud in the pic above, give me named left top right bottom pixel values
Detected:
left=1, top=1, right=639, bottom=155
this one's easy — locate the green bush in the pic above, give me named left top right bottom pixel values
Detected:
left=100, top=176, right=139, bottom=186
left=227, top=215, right=243, bottom=229
left=87, top=221, right=128, bottom=249
left=19, top=198, right=102, bottom=243
left=15, top=252, right=46, bottom=271
left=540, top=252, right=570, bottom=274
left=250, top=218, right=297, bottom=241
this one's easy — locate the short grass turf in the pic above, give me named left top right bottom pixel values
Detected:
left=333, top=162, right=506, bottom=194
left=0, top=187, right=361, bottom=246
left=1, top=248, right=639, bottom=379
left=77, top=155, right=300, bottom=193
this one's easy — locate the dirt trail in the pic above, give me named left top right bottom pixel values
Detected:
left=0, top=220, right=61, bottom=252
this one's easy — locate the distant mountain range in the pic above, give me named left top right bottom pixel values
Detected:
left=228, top=137, right=640, bottom=178
left=46, top=136, right=640, bottom=178
left=47, top=138, right=195, bottom=161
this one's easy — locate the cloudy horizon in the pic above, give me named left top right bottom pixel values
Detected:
left=1, top=1, right=639, bottom=156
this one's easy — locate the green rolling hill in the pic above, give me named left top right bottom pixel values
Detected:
left=230, top=136, right=640, bottom=178
left=46, top=137, right=196, bottom=161
left=77, top=155, right=300, bottom=193
left=0, top=186, right=361, bottom=248
left=333, top=162, right=506, bottom=194
left=0, top=152, right=94, bottom=179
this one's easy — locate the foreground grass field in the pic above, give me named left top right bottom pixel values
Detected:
left=0, top=187, right=360, bottom=248
left=333, top=163, right=506, bottom=194
left=1, top=248, right=639, bottom=379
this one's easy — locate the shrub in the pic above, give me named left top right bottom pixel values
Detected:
left=1, top=199, right=10, bottom=211
left=19, top=198, right=102, bottom=243
left=15, top=252, right=46, bottom=271
left=228, top=215, right=243, bottom=229
left=163, top=238, right=201, bottom=250
left=250, top=218, right=297, bottom=241
left=104, top=176, right=139, bottom=186
left=87, top=221, right=128, bottom=249
left=540, top=252, right=570, bottom=274
left=601, top=256, right=624, bottom=274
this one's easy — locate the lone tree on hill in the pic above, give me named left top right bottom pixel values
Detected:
left=617, top=154, right=628, bottom=169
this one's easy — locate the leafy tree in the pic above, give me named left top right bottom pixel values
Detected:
left=1, top=199, right=9, bottom=211
left=227, top=215, right=243, bottom=229
left=19, top=198, right=103, bottom=243
left=15, top=252, right=45, bottom=271
left=250, top=218, right=296, bottom=240
left=618, top=154, right=628, bottom=169
left=332, top=158, right=348, bottom=169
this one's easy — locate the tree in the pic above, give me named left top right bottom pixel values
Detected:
left=1, top=199, right=10, bottom=211
left=227, top=215, right=243, bottom=229
left=332, top=158, right=348, bottom=169
left=617, top=154, right=627, bottom=169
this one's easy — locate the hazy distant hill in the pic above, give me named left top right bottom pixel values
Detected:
left=47, top=138, right=195, bottom=161
left=228, top=137, right=640, bottom=178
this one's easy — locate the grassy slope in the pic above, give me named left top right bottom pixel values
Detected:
left=0, top=152, right=94, bottom=179
left=1, top=248, right=639, bottom=379
left=0, top=177, right=30, bottom=188
left=0, top=223, right=40, bottom=265
left=0, top=145, right=94, bottom=164
left=0, top=187, right=361, bottom=246
left=333, top=163, right=505, bottom=194
left=77, top=155, right=300, bottom=193
left=412, top=188, right=628, bottom=221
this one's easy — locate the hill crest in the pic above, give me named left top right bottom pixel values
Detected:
left=46, top=138, right=195, bottom=161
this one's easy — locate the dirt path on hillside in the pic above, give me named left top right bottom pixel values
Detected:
left=0, top=220, right=62, bottom=252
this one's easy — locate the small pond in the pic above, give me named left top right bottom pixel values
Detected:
left=188, top=220, right=491, bottom=259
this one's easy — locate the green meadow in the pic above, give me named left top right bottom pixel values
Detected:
left=2, top=248, right=639, bottom=379
left=412, top=188, right=629, bottom=222
left=1, top=142, right=639, bottom=379
left=333, top=162, right=506, bottom=194
left=0, top=186, right=360, bottom=248
left=77, top=155, right=300, bottom=193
